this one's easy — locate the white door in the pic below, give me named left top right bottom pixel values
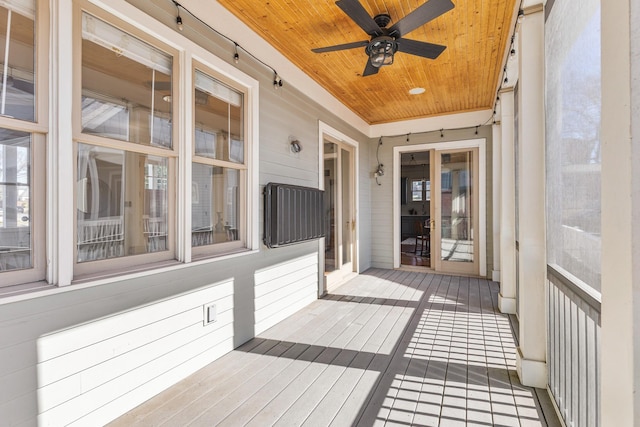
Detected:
left=324, top=140, right=355, bottom=288
left=432, top=148, right=480, bottom=275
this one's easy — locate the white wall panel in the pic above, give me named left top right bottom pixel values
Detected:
left=37, top=280, right=234, bottom=426
left=254, top=254, right=318, bottom=335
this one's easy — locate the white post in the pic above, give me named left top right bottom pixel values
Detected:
left=491, top=117, right=501, bottom=282
left=49, top=0, right=75, bottom=286
left=600, top=0, right=639, bottom=423
left=498, top=88, right=516, bottom=314
left=515, top=3, right=547, bottom=388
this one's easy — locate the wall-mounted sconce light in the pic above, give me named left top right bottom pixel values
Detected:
left=290, top=139, right=302, bottom=153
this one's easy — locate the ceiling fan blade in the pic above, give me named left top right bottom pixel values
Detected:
left=336, top=0, right=383, bottom=36
left=388, top=0, right=454, bottom=38
left=362, top=59, right=380, bottom=77
left=312, top=40, right=369, bottom=53
left=396, top=38, right=447, bottom=59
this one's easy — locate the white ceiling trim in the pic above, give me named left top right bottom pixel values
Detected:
left=369, top=109, right=494, bottom=138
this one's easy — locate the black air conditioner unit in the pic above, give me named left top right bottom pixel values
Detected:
left=264, top=183, right=325, bottom=248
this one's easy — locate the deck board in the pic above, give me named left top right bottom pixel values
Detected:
left=109, top=269, right=558, bottom=427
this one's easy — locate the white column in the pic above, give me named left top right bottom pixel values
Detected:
left=498, top=89, right=516, bottom=314
left=600, top=0, right=639, bottom=424
left=49, top=0, right=75, bottom=286
left=491, top=118, right=501, bottom=282
left=515, top=3, right=547, bottom=388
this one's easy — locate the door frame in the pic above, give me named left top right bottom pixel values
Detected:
left=393, top=138, right=486, bottom=277
left=318, top=121, right=360, bottom=294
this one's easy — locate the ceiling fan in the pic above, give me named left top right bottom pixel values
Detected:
left=312, top=0, right=454, bottom=76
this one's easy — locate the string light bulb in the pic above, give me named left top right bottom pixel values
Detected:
left=273, top=73, right=283, bottom=90
left=174, top=2, right=183, bottom=31
left=440, top=129, right=444, bottom=138
left=233, top=43, right=239, bottom=64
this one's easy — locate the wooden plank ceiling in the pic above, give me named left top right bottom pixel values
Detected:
left=216, top=0, right=517, bottom=125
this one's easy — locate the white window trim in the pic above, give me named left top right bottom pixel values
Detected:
left=0, top=0, right=49, bottom=288
left=49, top=0, right=258, bottom=286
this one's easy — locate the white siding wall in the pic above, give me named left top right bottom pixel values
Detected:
left=369, top=127, right=494, bottom=275
left=37, top=280, right=234, bottom=426
left=254, top=254, right=318, bottom=335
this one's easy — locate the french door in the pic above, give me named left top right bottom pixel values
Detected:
left=432, top=148, right=480, bottom=275
left=323, top=139, right=355, bottom=289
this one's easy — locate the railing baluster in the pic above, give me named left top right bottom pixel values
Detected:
left=547, top=264, right=601, bottom=427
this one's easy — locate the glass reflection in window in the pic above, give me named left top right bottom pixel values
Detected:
left=81, top=13, right=172, bottom=148
left=194, top=71, right=244, bottom=163
left=77, top=144, right=168, bottom=262
left=0, top=128, right=31, bottom=271
left=191, top=164, right=239, bottom=247
left=0, top=2, right=36, bottom=122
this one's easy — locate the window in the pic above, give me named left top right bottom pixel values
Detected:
left=75, top=10, right=176, bottom=275
left=0, top=0, right=45, bottom=288
left=410, top=179, right=430, bottom=202
left=191, top=69, right=246, bottom=256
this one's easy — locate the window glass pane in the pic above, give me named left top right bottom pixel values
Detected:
left=0, top=1, right=35, bottom=122
left=77, top=143, right=168, bottom=262
left=191, top=163, right=240, bottom=247
left=194, top=70, right=244, bottom=163
left=0, top=128, right=30, bottom=271
left=545, top=0, right=601, bottom=291
left=81, top=13, right=172, bottom=148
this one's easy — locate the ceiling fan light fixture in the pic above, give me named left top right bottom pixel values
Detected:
left=367, top=36, right=397, bottom=68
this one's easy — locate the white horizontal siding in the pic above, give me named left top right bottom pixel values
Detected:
left=254, top=254, right=318, bottom=335
left=36, top=279, right=235, bottom=427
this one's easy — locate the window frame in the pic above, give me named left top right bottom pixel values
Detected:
left=72, top=2, right=180, bottom=278
left=190, top=62, right=249, bottom=259
left=0, top=0, right=48, bottom=288
left=410, top=178, right=430, bottom=202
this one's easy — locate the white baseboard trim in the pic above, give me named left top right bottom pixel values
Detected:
left=492, top=270, right=501, bottom=282
left=498, top=294, right=516, bottom=314
left=516, top=347, right=547, bottom=388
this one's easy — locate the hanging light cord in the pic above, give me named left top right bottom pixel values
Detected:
left=170, top=1, right=282, bottom=87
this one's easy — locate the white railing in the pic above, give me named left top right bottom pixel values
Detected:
left=547, top=264, right=601, bottom=427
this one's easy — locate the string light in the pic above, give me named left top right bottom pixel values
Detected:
left=274, top=73, right=283, bottom=90
left=173, top=1, right=183, bottom=31
left=440, top=129, right=444, bottom=138
left=170, top=1, right=282, bottom=89
left=406, top=133, right=410, bottom=143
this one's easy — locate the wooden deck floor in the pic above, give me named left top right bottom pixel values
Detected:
left=110, top=269, right=559, bottom=427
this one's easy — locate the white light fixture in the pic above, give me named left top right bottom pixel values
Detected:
left=409, top=87, right=425, bottom=95
left=367, top=36, right=397, bottom=68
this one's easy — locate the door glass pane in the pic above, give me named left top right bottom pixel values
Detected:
left=341, top=148, right=351, bottom=265
left=324, top=142, right=337, bottom=273
left=0, top=129, right=31, bottom=271
left=440, top=151, right=473, bottom=263
left=77, top=144, right=168, bottom=262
